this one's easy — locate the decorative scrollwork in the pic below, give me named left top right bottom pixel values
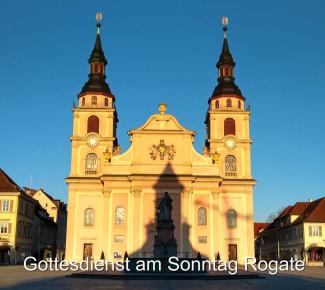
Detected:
left=149, top=140, right=176, bottom=160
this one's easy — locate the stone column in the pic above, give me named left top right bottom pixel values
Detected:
left=181, top=190, right=191, bottom=256
left=131, top=188, right=142, bottom=254
left=102, top=187, right=111, bottom=260
left=212, top=190, right=220, bottom=259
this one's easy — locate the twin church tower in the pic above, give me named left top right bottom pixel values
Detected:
left=65, top=15, right=255, bottom=263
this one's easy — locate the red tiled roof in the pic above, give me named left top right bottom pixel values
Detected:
left=278, top=206, right=293, bottom=218
left=289, top=202, right=309, bottom=215
left=298, top=198, right=325, bottom=223
left=254, top=222, right=270, bottom=237
left=278, top=202, right=309, bottom=218
left=24, top=187, right=62, bottom=208
left=23, top=187, right=38, bottom=196
left=0, top=169, right=23, bottom=192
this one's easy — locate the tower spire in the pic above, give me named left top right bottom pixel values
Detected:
left=210, top=17, right=244, bottom=101
left=79, top=12, right=111, bottom=97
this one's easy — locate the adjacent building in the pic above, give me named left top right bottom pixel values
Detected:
left=0, top=169, right=37, bottom=263
left=256, top=198, right=325, bottom=266
left=65, top=18, right=255, bottom=263
left=25, top=188, right=67, bottom=260
left=0, top=169, right=67, bottom=264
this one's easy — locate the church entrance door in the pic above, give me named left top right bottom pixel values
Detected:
left=228, top=244, right=237, bottom=261
left=83, top=243, right=93, bottom=260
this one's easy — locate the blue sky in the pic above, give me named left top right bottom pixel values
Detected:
left=0, top=0, right=324, bottom=221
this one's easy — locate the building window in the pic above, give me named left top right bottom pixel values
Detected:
left=114, top=235, right=125, bottom=243
left=82, top=97, right=85, bottom=106
left=227, top=209, right=237, bottom=228
left=0, top=221, right=10, bottom=234
left=198, top=236, right=207, bottom=244
left=226, top=98, right=232, bottom=108
left=225, top=155, right=237, bottom=177
left=238, top=100, right=241, bottom=109
left=105, top=98, right=109, bottom=107
left=198, top=207, right=207, bottom=226
left=1, top=200, right=10, bottom=212
left=91, top=96, right=97, bottom=106
left=216, top=100, right=219, bottom=109
left=115, top=207, right=125, bottom=225
left=85, top=153, right=98, bottom=174
left=224, top=118, right=235, bottom=136
left=84, top=208, right=94, bottom=226
left=87, top=115, right=99, bottom=133
left=309, top=226, right=322, bottom=237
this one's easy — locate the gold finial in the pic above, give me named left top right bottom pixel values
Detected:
left=222, top=16, right=229, bottom=38
left=159, top=102, right=167, bottom=115
left=96, top=12, right=103, bottom=34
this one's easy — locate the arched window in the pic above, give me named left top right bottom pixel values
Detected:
left=226, top=98, right=232, bottom=108
left=87, top=115, right=99, bottom=133
left=227, top=209, right=237, bottom=228
left=115, top=207, right=125, bottom=225
left=225, top=155, right=236, bottom=174
left=216, top=100, right=219, bottom=109
left=224, top=118, right=235, bottom=136
left=198, top=207, right=207, bottom=226
left=85, top=208, right=94, bottom=225
left=85, top=153, right=98, bottom=174
left=238, top=100, right=241, bottom=109
left=82, top=97, right=85, bottom=106
left=91, top=96, right=97, bottom=106
left=105, top=98, right=109, bottom=107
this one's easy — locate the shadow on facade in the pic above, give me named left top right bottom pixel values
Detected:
left=194, top=190, right=253, bottom=261
left=127, top=162, right=197, bottom=259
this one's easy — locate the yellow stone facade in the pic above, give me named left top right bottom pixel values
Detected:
left=0, top=181, right=37, bottom=263
left=65, top=21, right=255, bottom=264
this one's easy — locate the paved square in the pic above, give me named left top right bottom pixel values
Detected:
left=0, top=266, right=325, bottom=290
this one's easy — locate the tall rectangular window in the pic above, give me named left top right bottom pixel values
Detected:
left=0, top=221, right=9, bottom=234
left=1, top=200, right=10, bottom=212
left=309, top=226, right=322, bottom=237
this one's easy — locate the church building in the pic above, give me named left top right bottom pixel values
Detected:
left=65, top=16, right=255, bottom=263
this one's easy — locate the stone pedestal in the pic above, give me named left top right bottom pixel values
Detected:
left=153, top=222, right=177, bottom=258
left=153, top=192, right=177, bottom=258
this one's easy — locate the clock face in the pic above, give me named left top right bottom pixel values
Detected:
left=224, top=136, right=236, bottom=149
left=87, top=135, right=99, bottom=148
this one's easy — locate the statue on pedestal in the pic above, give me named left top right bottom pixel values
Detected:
left=157, top=192, right=173, bottom=223
left=153, top=192, right=177, bottom=258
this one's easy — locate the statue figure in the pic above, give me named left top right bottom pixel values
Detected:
left=113, top=145, right=121, bottom=156
left=157, top=192, right=173, bottom=223
left=202, top=146, right=210, bottom=157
